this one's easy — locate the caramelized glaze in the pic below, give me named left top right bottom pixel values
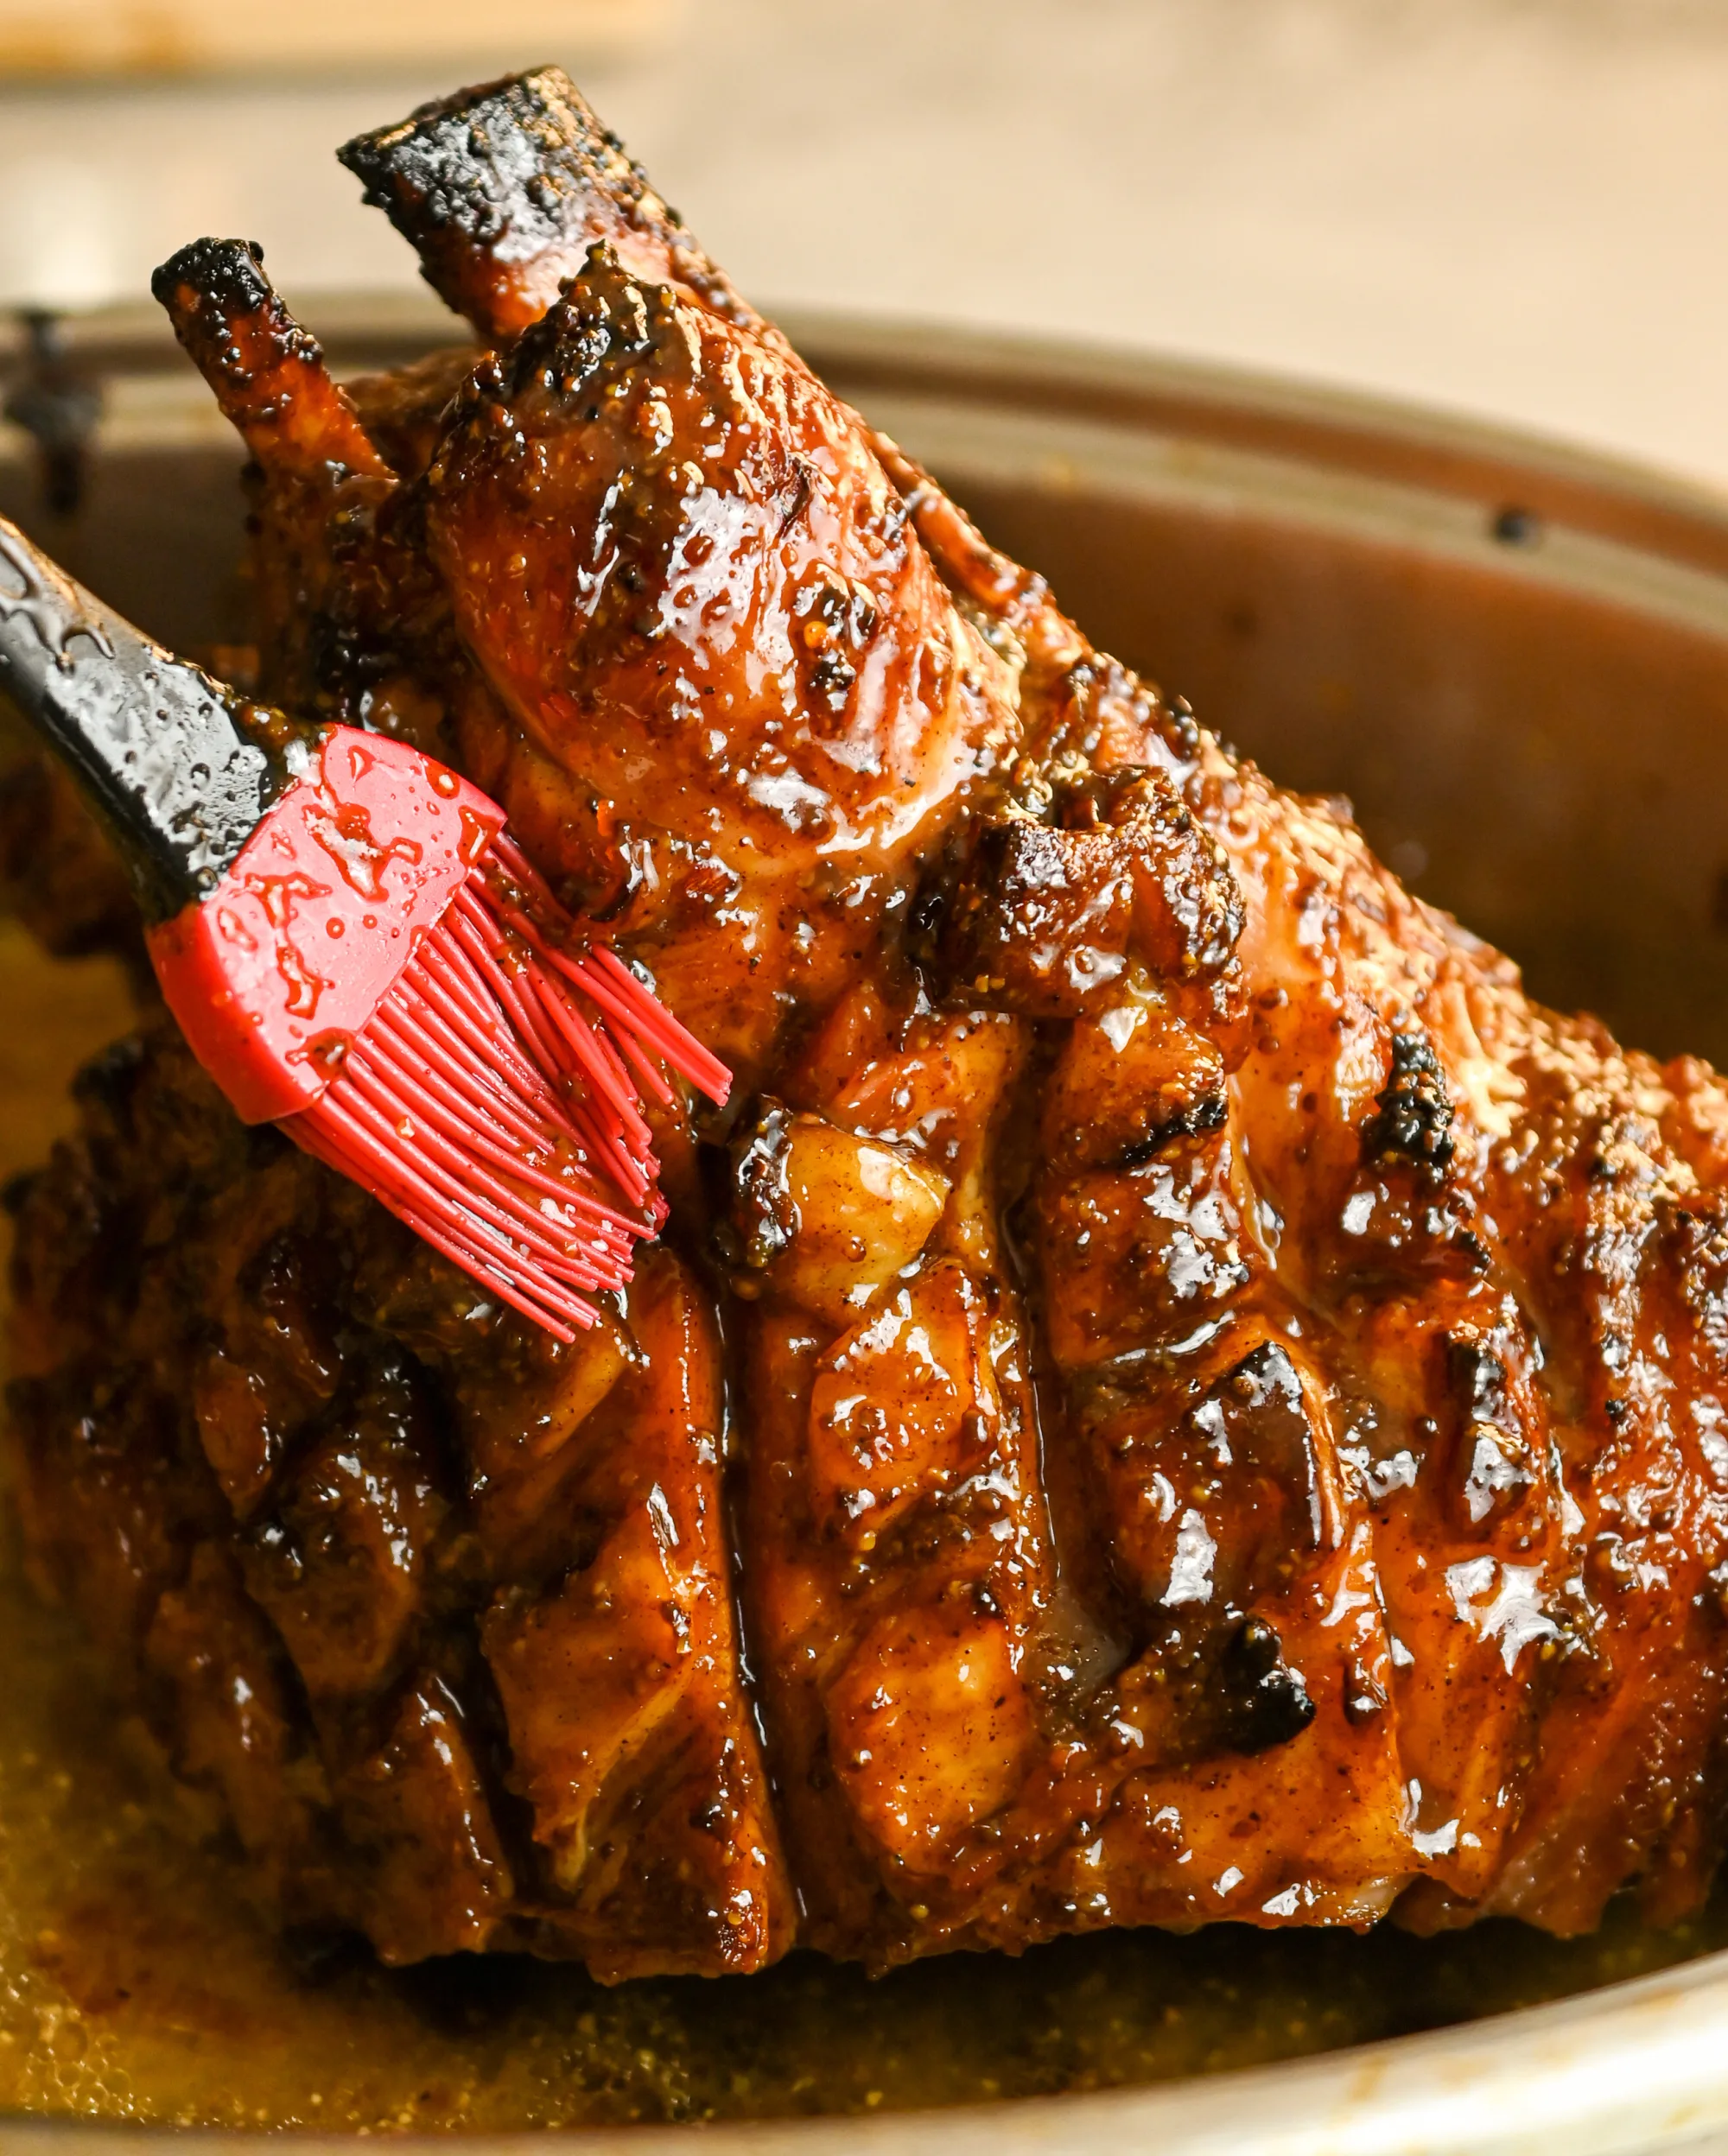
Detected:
left=10, top=67, right=1728, bottom=2049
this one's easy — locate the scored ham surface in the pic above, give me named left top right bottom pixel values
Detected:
left=10, top=70, right=1728, bottom=1978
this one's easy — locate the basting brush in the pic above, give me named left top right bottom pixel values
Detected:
left=0, top=515, right=728, bottom=1341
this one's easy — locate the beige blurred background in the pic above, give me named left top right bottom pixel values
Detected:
left=0, top=0, right=1725, bottom=484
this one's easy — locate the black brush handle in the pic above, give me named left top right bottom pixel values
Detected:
left=0, top=516, right=298, bottom=923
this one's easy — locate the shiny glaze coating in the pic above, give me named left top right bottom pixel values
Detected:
left=421, top=246, right=1018, bottom=1079
left=9, top=1024, right=787, bottom=1978
left=152, top=239, right=392, bottom=491
left=10, top=72, right=1728, bottom=1978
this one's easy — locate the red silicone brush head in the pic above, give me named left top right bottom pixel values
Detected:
left=146, top=726, right=730, bottom=1340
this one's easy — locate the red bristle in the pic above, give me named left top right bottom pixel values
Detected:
left=313, top=1079, right=626, bottom=1308
left=606, top=1013, right=674, bottom=1105
left=569, top=979, right=652, bottom=1129
left=417, top=931, right=569, bottom=1118
left=510, top=1008, right=653, bottom=1200
left=391, top=1213, right=583, bottom=1342
left=532, top=985, right=659, bottom=1189
left=371, top=999, right=557, bottom=1158
left=486, top=830, right=559, bottom=911
left=589, top=946, right=732, bottom=1097
left=452, top=891, right=646, bottom=1151
left=527, top=970, right=652, bottom=1148
left=550, top=954, right=664, bottom=1067
left=336, top=1056, right=613, bottom=1278
left=449, top=900, right=570, bottom=1083
left=431, top=940, right=565, bottom=1112
left=333, top=954, right=638, bottom=1277
left=271, top=818, right=734, bottom=1341
left=389, top=973, right=569, bottom=1145
left=408, top=942, right=550, bottom=1109
left=313, top=1078, right=571, bottom=1284
left=290, top=1101, right=590, bottom=1341
left=479, top=858, right=729, bottom=1106
left=541, top=939, right=731, bottom=1104
left=362, top=1024, right=638, bottom=1235
left=445, top=920, right=601, bottom=1149
left=536, top=970, right=643, bottom=1132
left=385, top=1202, right=588, bottom=1337
left=410, top=933, right=500, bottom=1039
left=449, top=899, right=658, bottom=1197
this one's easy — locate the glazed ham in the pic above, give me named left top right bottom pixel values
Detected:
left=10, top=69, right=1728, bottom=1979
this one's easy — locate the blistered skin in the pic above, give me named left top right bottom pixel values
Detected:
left=13, top=67, right=1728, bottom=1984
left=422, top=252, right=1018, bottom=1074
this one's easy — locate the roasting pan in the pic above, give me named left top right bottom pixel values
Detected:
left=6, top=302, right=1728, bottom=2155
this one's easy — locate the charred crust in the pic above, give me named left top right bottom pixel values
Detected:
left=425, top=243, right=676, bottom=453
left=149, top=236, right=390, bottom=492
left=339, top=67, right=749, bottom=335
left=497, top=242, right=666, bottom=403
left=1213, top=1616, right=1316, bottom=1755
left=1362, top=1030, right=1455, bottom=1181
left=718, top=1100, right=796, bottom=1275
left=339, top=68, right=660, bottom=250
left=151, top=236, right=268, bottom=318
left=426, top=244, right=710, bottom=674
left=151, top=238, right=316, bottom=382
left=925, top=764, right=1242, bottom=1018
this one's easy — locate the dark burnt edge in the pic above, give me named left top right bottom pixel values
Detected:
left=149, top=235, right=272, bottom=332
left=1213, top=1614, right=1317, bottom=1754
left=337, top=68, right=607, bottom=243
left=335, top=67, right=759, bottom=339
left=0, top=516, right=301, bottom=923
left=335, top=68, right=626, bottom=320
left=151, top=237, right=396, bottom=513
left=1363, top=1030, right=1456, bottom=1180
left=150, top=238, right=330, bottom=415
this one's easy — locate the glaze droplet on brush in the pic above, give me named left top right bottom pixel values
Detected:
left=0, top=514, right=729, bottom=1340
